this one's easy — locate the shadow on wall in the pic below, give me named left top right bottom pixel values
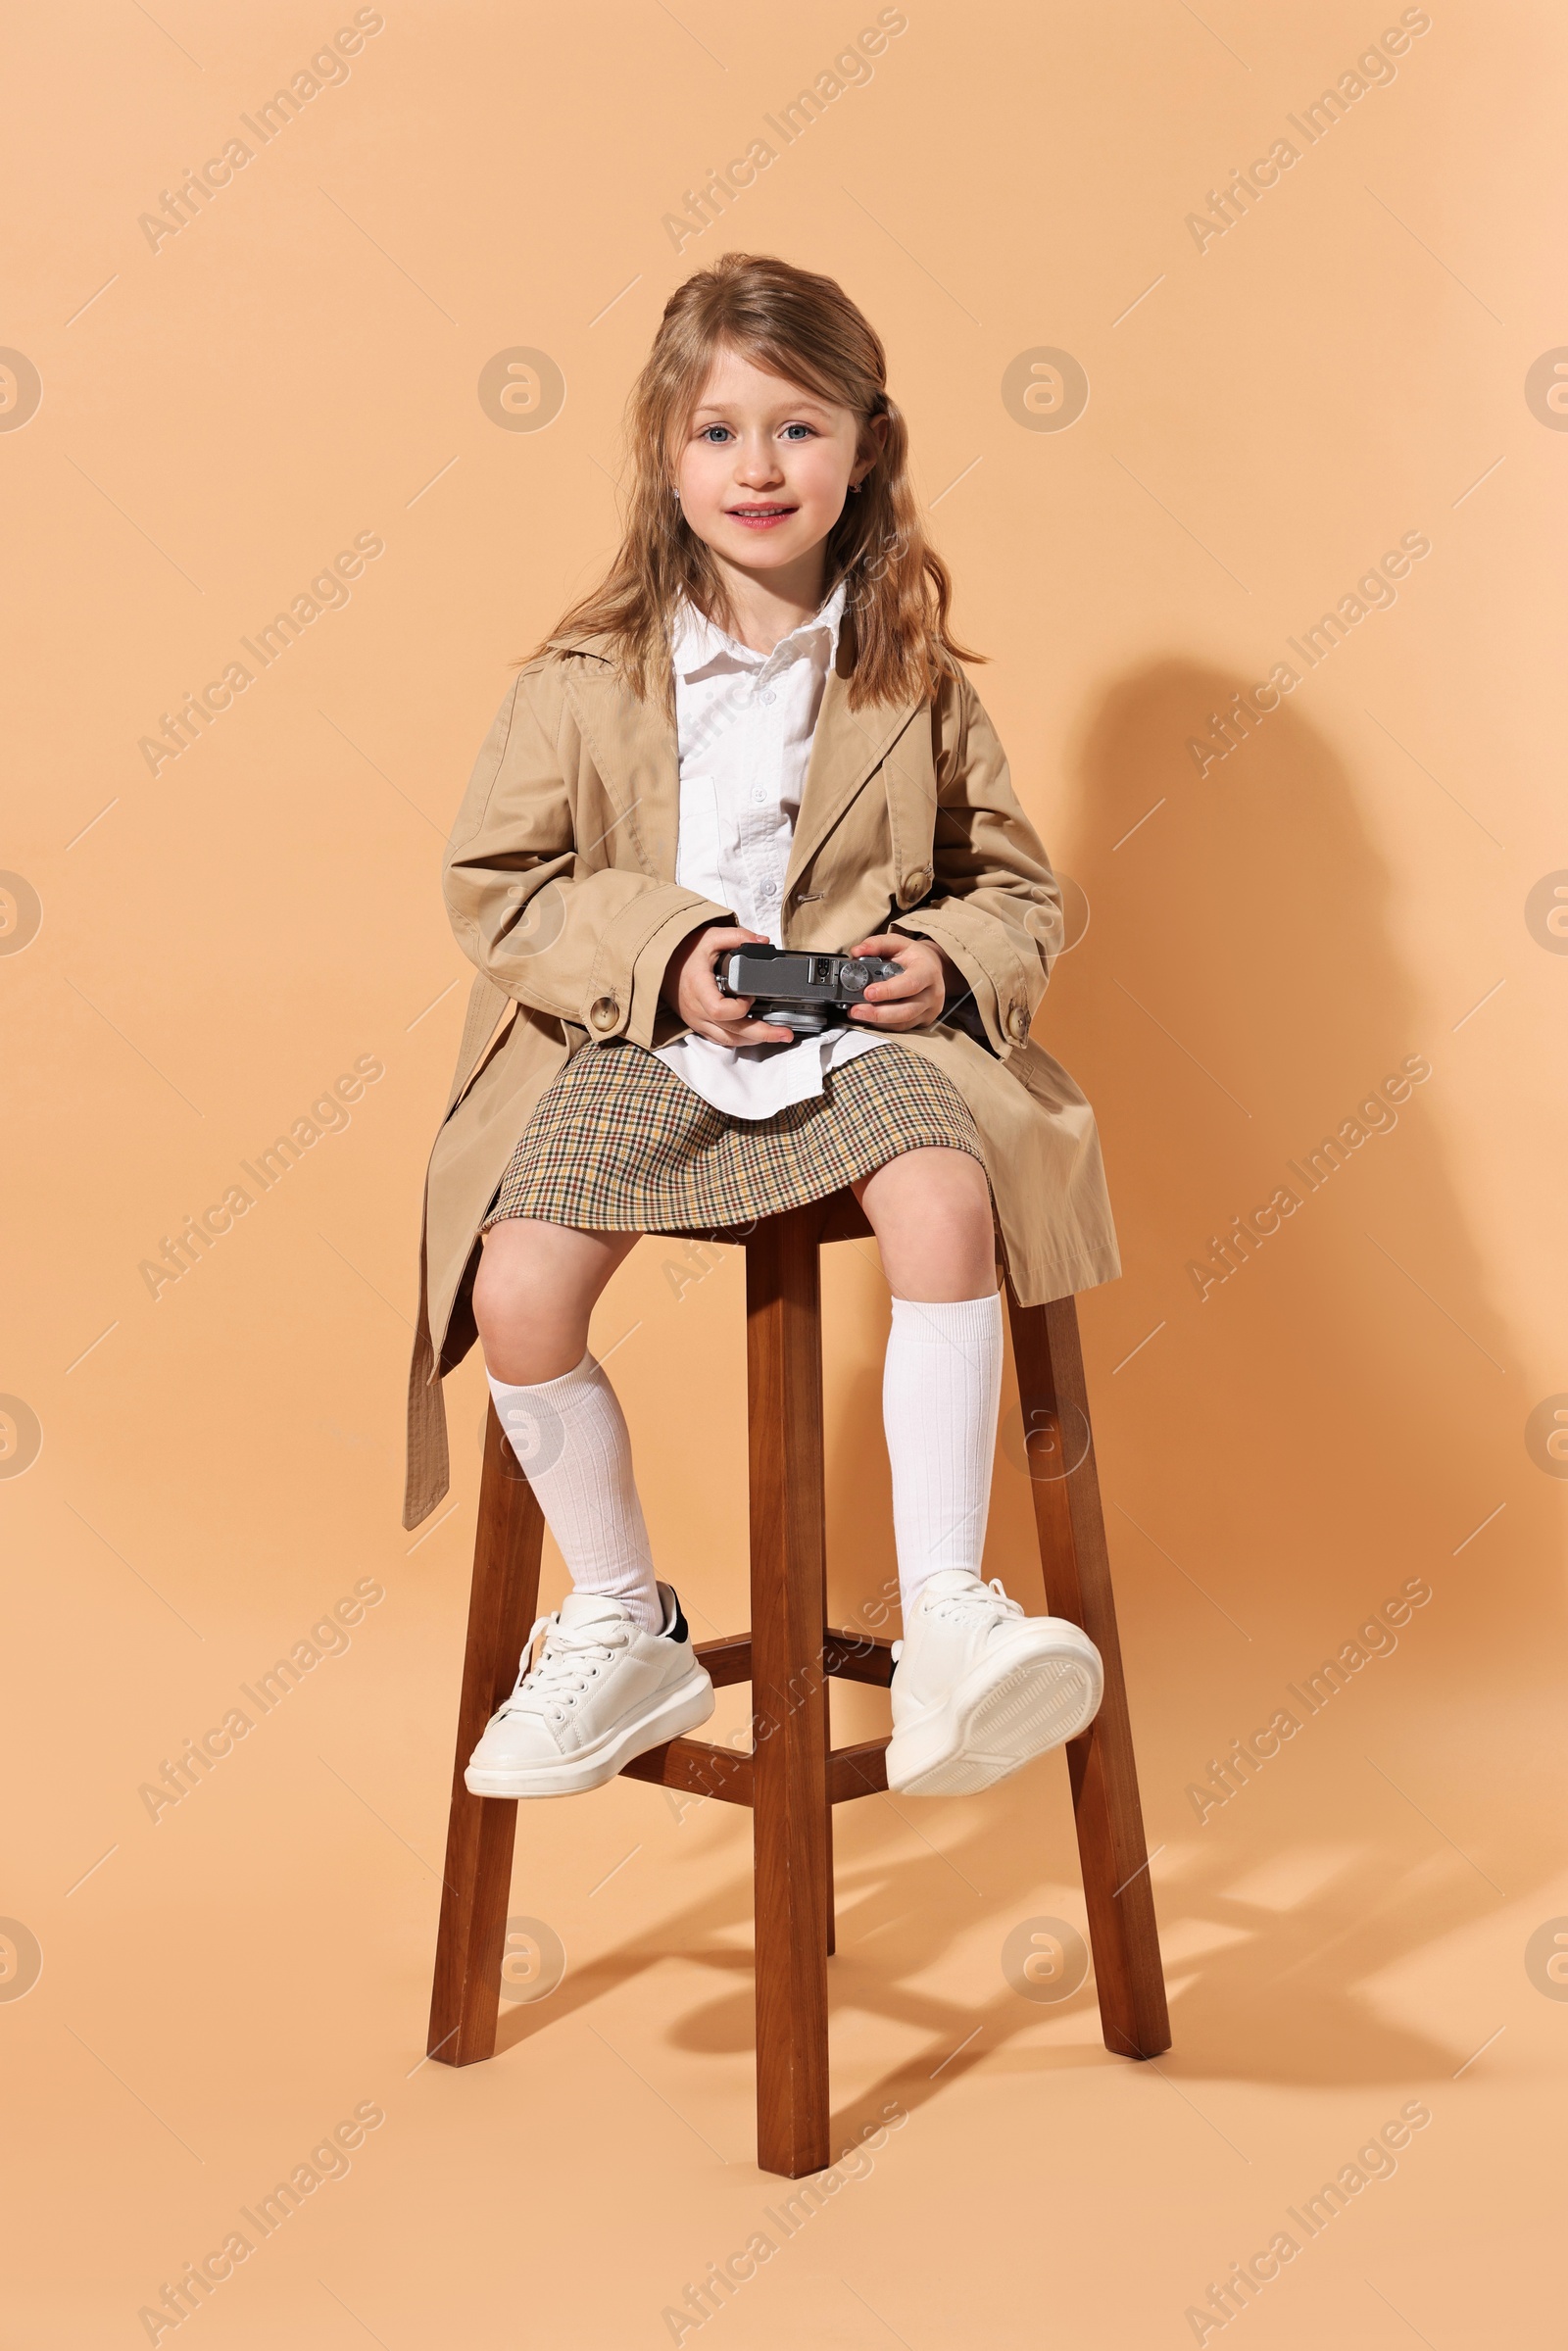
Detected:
left=1039, top=657, right=1558, bottom=1679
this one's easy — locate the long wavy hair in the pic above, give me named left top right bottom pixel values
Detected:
left=525, top=252, right=984, bottom=711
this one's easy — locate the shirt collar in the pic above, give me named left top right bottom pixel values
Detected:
left=671, top=576, right=848, bottom=681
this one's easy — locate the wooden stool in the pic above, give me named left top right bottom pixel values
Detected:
left=426, top=1192, right=1170, bottom=2179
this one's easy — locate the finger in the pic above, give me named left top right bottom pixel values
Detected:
left=695, top=930, right=770, bottom=1006
left=849, top=937, right=923, bottom=1000
left=696, top=981, right=753, bottom=1015
left=851, top=992, right=939, bottom=1029
left=699, top=928, right=764, bottom=965
left=718, top=1003, right=795, bottom=1041
left=693, top=993, right=785, bottom=1035
left=862, top=967, right=924, bottom=1004
left=691, top=1017, right=793, bottom=1045
left=699, top=925, right=764, bottom=955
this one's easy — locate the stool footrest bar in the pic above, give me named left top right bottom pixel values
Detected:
left=692, top=1632, right=753, bottom=1690
left=616, top=1733, right=891, bottom=1807
left=693, top=1627, right=897, bottom=1691
left=618, top=1736, right=752, bottom=1805
left=826, top=1737, right=890, bottom=1802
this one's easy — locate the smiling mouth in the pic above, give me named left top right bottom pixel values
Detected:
left=725, top=505, right=797, bottom=524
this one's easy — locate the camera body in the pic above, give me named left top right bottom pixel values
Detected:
left=713, top=944, right=904, bottom=1036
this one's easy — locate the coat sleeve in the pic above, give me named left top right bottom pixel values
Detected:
left=888, top=667, right=1062, bottom=1058
left=442, top=670, right=735, bottom=1050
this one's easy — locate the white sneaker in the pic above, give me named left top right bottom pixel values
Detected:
left=885, top=1568, right=1103, bottom=1797
left=464, top=1583, right=714, bottom=1798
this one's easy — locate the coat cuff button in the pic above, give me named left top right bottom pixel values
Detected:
left=1007, top=1003, right=1030, bottom=1041
left=899, top=866, right=932, bottom=905
left=588, top=994, right=620, bottom=1031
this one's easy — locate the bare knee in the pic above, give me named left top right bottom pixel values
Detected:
left=472, top=1220, right=636, bottom=1384
left=853, top=1150, right=996, bottom=1301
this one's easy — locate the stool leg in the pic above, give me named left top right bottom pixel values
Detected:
left=1005, top=1287, right=1171, bottom=2062
left=823, top=1668, right=836, bottom=1959
left=747, top=1207, right=831, bottom=2179
left=427, top=1398, right=545, bottom=2066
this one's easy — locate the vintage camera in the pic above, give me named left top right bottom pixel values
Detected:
left=712, top=944, right=904, bottom=1036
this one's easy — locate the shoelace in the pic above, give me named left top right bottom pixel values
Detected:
left=499, top=1611, right=631, bottom=1725
left=891, top=1576, right=1023, bottom=1667
left=925, top=1574, right=1026, bottom=1626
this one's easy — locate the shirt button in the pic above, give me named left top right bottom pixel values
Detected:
left=760, top=691, right=776, bottom=707
left=759, top=880, right=777, bottom=900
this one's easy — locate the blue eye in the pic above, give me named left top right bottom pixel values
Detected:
left=782, top=423, right=814, bottom=440
left=699, top=424, right=733, bottom=443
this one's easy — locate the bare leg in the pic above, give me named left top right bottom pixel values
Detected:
left=851, top=1148, right=996, bottom=1298
left=472, top=1219, right=641, bottom=1384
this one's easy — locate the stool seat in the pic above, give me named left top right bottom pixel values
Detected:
left=426, top=1190, right=1170, bottom=2179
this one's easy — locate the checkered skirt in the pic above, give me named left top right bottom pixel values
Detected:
left=481, top=1038, right=986, bottom=1235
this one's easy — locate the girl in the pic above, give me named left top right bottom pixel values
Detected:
left=404, top=254, right=1121, bottom=1801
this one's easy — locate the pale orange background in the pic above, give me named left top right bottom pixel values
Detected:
left=4, top=2, right=1565, bottom=2342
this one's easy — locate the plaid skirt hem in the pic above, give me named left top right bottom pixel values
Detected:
left=480, top=1039, right=986, bottom=1236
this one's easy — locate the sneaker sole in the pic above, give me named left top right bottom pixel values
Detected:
left=464, top=1668, right=716, bottom=1799
left=887, top=1641, right=1102, bottom=1798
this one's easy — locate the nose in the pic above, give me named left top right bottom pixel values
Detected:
left=733, top=432, right=785, bottom=489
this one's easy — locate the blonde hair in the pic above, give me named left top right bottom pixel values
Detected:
left=526, top=252, right=984, bottom=710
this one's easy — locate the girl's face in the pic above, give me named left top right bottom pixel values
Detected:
left=673, top=346, right=881, bottom=591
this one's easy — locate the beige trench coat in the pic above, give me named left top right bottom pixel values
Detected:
left=402, top=618, right=1120, bottom=1529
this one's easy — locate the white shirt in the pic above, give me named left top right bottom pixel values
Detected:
left=652, top=580, right=894, bottom=1120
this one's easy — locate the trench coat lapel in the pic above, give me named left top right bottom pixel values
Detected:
left=782, top=652, right=924, bottom=906
left=549, top=616, right=924, bottom=898
left=552, top=637, right=680, bottom=882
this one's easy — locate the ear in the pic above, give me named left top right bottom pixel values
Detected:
left=852, top=410, right=890, bottom=488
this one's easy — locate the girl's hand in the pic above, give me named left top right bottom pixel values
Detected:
left=844, top=934, right=959, bottom=1030
left=662, top=924, right=797, bottom=1046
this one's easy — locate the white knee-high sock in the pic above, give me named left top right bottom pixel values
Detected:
left=486, top=1352, right=662, bottom=1633
left=882, top=1293, right=1004, bottom=1613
